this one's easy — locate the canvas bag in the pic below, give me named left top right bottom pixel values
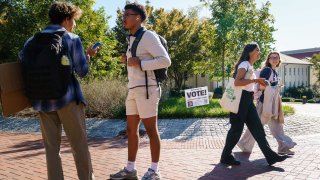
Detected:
left=220, top=66, right=251, bottom=114
left=220, top=78, right=243, bottom=113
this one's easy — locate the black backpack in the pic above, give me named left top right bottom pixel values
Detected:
left=21, top=31, right=73, bottom=100
left=130, top=29, right=169, bottom=99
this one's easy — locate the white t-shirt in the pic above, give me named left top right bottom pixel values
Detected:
left=237, top=61, right=256, bottom=92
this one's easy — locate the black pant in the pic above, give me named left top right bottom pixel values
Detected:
left=221, top=90, right=278, bottom=161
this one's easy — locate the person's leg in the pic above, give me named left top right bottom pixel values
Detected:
left=245, top=102, right=288, bottom=165
left=142, top=116, right=161, bottom=170
left=237, top=128, right=255, bottom=152
left=221, top=112, right=245, bottom=163
left=221, top=91, right=251, bottom=165
left=57, top=102, right=94, bottom=180
left=136, top=86, right=161, bottom=179
left=238, top=101, right=264, bottom=152
left=110, top=90, right=139, bottom=180
left=127, top=115, right=141, bottom=163
left=39, top=111, right=64, bottom=180
left=268, top=119, right=296, bottom=154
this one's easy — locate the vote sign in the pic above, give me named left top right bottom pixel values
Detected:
left=185, top=86, right=209, bottom=108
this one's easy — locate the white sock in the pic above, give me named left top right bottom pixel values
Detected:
left=126, top=161, right=136, bottom=172
left=150, top=162, right=159, bottom=172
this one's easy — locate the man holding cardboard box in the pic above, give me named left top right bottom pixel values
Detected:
left=20, top=2, right=97, bottom=180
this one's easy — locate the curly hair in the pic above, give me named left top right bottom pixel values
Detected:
left=124, top=2, right=147, bottom=22
left=49, top=2, right=82, bottom=24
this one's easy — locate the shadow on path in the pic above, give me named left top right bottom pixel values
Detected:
left=199, top=152, right=285, bottom=180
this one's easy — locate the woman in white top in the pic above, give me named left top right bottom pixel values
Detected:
left=220, top=43, right=289, bottom=166
left=238, top=52, right=296, bottom=155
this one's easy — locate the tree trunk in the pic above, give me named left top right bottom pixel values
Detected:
left=221, top=46, right=226, bottom=90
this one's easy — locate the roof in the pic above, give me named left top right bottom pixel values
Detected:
left=280, top=53, right=312, bottom=65
left=281, top=47, right=320, bottom=55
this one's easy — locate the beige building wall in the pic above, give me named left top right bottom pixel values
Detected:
left=277, top=64, right=311, bottom=89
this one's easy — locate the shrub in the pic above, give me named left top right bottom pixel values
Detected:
left=169, top=88, right=184, bottom=97
left=285, top=85, right=314, bottom=99
left=282, top=105, right=295, bottom=116
left=282, top=97, right=295, bottom=102
left=294, top=99, right=302, bottom=102
left=81, top=79, right=127, bottom=118
left=214, top=86, right=223, bottom=95
left=307, top=99, right=316, bottom=103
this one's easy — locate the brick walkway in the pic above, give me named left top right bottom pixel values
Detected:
left=0, top=103, right=319, bottom=179
left=1, top=133, right=320, bottom=179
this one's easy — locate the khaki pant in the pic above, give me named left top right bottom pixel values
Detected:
left=39, top=101, right=94, bottom=180
left=238, top=101, right=296, bottom=153
left=126, top=86, right=160, bottom=119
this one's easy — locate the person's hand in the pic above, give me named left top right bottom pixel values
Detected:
left=254, top=78, right=268, bottom=86
left=127, top=57, right=140, bottom=67
left=86, top=46, right=99, bottom=62
left=121, top=53, right=127, bottom=64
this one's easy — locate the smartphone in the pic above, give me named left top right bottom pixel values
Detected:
left=92, top=42, right=101, bottom=49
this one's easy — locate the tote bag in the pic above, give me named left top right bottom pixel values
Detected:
left=220, top=78, right=243, bottom=114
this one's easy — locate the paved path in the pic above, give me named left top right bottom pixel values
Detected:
left=0, top=103, right=319, bottom=179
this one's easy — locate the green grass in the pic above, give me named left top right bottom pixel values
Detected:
left=158, top=97, right=295, bottom=119
left=159, top=98, right=229, bottom=118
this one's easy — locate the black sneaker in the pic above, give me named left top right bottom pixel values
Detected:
left=267, top=155, right=289, bottom=166
left=220, top=156, right=241, bottom=166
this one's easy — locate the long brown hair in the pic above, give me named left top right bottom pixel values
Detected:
left=264, top=52, right=281, bottom=68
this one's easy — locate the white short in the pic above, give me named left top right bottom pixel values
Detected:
left=126, top=86, right=160, bottom=119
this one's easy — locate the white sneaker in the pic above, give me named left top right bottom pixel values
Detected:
left=141, top=168, right=160, bottom=180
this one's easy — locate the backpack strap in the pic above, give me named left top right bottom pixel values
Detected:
left=130, top=29, right=150, bottom=99
left=61, top=31, right=80, bottom=104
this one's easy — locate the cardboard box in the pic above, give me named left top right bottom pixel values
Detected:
left=0, top=62, right=31, bottom=117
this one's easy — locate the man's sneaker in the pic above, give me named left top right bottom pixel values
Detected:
left=109, top=167, right=138, bottom=180
left=141, top=168, right=160, bottom=180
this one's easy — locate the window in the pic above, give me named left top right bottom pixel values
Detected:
left=289, top=68, right=291, bottom=75
left=293, top=68, right=295, bottom=75
left=302, top=68, right=304, bottom=75
left=289, top=82, right=292, bottom=87
left=285, top=68, right=287, bottom=75
left=298, top=68, right=299, bottom=75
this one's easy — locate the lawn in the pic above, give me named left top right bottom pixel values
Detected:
left=158, top=97, right=295, bottom=119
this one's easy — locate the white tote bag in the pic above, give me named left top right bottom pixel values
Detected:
left=220, top=78, right=243, bottom=114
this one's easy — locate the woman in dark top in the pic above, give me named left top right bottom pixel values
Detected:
left=220, top=45, right=288, bottom=166
left=238, top=52, right=296, bottom=155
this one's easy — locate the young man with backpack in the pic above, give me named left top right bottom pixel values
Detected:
left=110, top=2, right=171, bottom=180
left=21, top=2, right=97, bottom=180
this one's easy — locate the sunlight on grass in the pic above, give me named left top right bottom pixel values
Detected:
left=159, top=97, right=295, bottom=119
